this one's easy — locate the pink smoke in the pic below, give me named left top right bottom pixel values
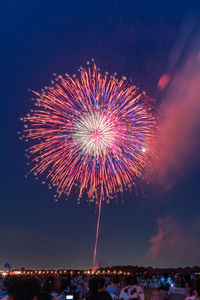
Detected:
left=147, top=216, right=200, bottom=266
left=155, top=53, right=200, bottom=189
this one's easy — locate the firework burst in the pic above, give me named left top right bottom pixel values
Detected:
left=22, top=62, right=158, bottom=205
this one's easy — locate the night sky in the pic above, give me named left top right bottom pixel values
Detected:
left=1, top=1, right=200, bottom=270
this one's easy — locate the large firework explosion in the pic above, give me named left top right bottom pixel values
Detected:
left=21, top=61, right=158, bottom=266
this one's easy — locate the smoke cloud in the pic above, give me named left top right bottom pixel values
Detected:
left=155, top=52, right=200, bottom=189
left=147, top=216, right=200, bottom=266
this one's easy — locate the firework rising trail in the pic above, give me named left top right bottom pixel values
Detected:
left=21, top=61, right=158, bottom=268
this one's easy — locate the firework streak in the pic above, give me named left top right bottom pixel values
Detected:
left=22, top=63, right=158, bottom=267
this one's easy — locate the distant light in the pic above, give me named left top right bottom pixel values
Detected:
left=142, top=148, right=146, bottom=153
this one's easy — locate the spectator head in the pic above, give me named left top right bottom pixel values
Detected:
left=174, top=273, right=183, bottom=287
left=194, top=277, right=200, bottom=297
left=55, top=278, right=68, bottom=293
left=42, top=275, right=55, bottom=293
left=98, top=277, right=105, bottom=290
left=125, top=276, right=138, bottom=286
left=3, top=276, right=19, bottom=296
left=65, top=277, right=71, bottom=287
left=88, top=278, right=99, bottom=294
left=112, top=276, right=120, bottom=285
left=14, top=275, right=41, bottom=300
left=163, top=273, right=168, bottom=279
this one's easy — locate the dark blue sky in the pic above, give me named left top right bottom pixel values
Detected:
left=1, top=1, right=200, bottom=270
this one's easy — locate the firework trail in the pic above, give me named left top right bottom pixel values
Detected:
left=22, top=61, right=158, bottom=268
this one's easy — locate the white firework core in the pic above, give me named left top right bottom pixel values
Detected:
left=73, top=111, right=118, bottom=156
